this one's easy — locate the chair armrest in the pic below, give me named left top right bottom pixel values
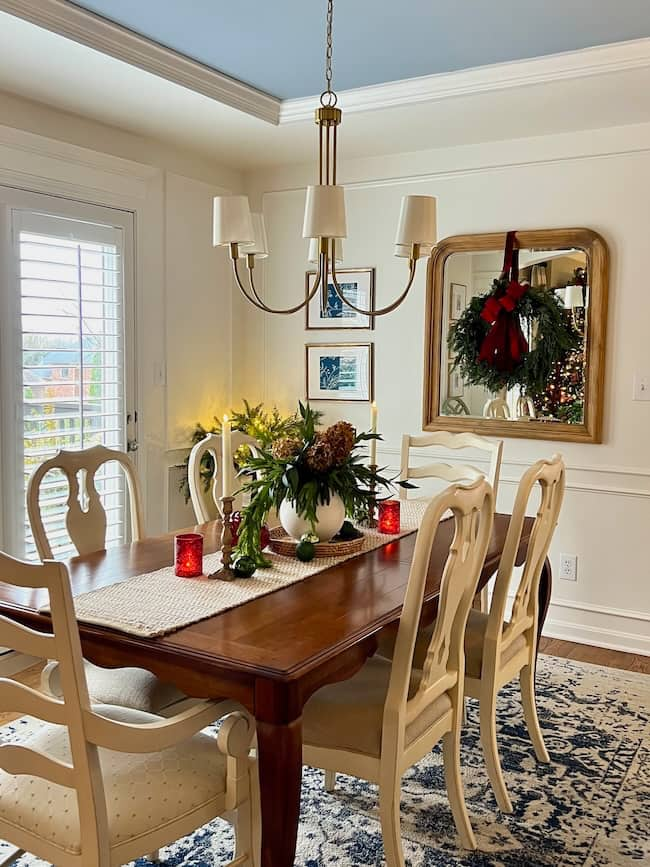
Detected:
left=83, top=698, right=253, bottom=754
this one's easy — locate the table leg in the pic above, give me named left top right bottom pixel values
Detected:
left=256, top=716, right=303, bottom=867
left=537, top=556, right=552, bottom=652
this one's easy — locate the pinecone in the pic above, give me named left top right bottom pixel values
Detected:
left=271, top=437, right=302, bottom=461
left=323, top=421, right=356, bottom=465
left=305, top=434, right=334, bottom=473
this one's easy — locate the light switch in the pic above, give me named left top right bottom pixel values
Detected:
left=633, top=374, right=650, bottom=401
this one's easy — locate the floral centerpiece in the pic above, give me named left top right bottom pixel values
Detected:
left=232, top=402, right=405, bottom=568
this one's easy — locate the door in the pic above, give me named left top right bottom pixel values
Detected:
left=0, top=188, right=136, bottom=559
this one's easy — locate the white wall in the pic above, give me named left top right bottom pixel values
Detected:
left=238, top=121, right=650, bottom=654
left=0, top=93, right=243, bottom=538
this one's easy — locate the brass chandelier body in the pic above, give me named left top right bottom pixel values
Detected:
left=217, top=0, right=434, bottom=317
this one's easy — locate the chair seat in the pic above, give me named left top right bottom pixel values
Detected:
left=464, top=609, right=528, bottom=678
left=0, top=705, right=227, bottom=857
left=42, top=660, right=190, bottom=715
left=377, top=610, right=528, bottom=679
left=303, top=656, right=452, bottom=759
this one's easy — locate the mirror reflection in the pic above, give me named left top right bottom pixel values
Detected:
left=441, top=247, right=588, bottom=425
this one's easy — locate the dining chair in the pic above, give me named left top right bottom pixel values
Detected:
left=0, top=551, right=259, bottom=867
left=482, top=394, right=511, bottom=419
left=302, top=479, right=495, bottom=865
left=405, top=455, right=566, bottom=814
left=399, top=431, right=502, bottom=612
left=27, top=444, right=188, bottom=717
left=188, top=432, right=259, bottom=522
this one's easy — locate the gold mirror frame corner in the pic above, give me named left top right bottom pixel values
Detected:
left=422, top=228, right=609, bottom=444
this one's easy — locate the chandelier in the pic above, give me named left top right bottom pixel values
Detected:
left=212, top=0, right=437, bottom=316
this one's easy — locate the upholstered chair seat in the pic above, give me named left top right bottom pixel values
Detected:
left=0, top=704, right=228, bottom=857
left=303, top=657, right=452, bottom=759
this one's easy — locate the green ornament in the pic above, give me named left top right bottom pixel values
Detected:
left=296, top=539, right=316, bottom=562
left=338, top=520, right=358, bottom=540
left=233, top=555, right=256, bottom=578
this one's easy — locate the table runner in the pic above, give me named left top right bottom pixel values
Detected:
left=48, top=500, right=430, bottom=639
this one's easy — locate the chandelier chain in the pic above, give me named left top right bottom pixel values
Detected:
left=320, top=0, right=337, bottom=107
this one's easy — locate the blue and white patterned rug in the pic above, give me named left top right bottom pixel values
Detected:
left=2, top=656, right=648, bottom=866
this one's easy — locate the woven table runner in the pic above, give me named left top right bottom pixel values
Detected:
left=48, top=500, right=430, bottom=639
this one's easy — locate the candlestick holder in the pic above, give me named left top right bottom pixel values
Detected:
left=208, top=495, right=237, bottom=581
left=361, top=463, right=378, bottom=528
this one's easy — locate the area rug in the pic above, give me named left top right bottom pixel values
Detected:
left=2, top=656, right=648, bottom=866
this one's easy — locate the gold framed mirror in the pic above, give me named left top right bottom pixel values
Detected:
left=423, top=228, right=609, bottom=443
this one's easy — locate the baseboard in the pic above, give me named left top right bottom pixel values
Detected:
left=0, top=651, right=40, bottom=676
left=542, top=617, right=650, bottom=656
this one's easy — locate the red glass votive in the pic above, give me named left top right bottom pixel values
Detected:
left=174, top=533, right=203, bottom=578
left=378, top=500, right=401, bottom=534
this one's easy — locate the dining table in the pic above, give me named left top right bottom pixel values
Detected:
left=0, top=512, right=550, bottom=867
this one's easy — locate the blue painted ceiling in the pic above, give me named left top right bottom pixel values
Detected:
left=69, top=0, right=650, bottom=99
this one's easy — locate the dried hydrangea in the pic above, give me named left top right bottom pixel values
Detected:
left=304, top=434, right=334, bottom=473
left=323, top=421, right=356, bottom=465
left=271, top=437, right=302, bottom=461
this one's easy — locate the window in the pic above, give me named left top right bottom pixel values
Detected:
left=0, top=190, right=136, bottom=559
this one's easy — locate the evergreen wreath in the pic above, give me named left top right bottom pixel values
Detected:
left=448, top=232, right=581, bottom=396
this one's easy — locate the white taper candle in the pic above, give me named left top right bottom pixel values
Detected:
left=221, top=415, right=232, bottom=499
left=369, top=401, right=378, bottom=465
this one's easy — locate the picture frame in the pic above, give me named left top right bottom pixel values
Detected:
left=450, top=282, right=467, bottom=320
left=306, top=343, right=374, bottom=402
left=305, top=268, right=375, bottom=330
left=448, top=366, right=464, bottom=398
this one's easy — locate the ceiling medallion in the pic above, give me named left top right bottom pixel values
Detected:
left=212, top=0, right=437, bottom=316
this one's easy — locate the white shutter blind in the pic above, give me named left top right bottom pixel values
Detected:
left=12, top=211, right=128, bottom=560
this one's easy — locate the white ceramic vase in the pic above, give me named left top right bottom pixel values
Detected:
left=279, top=493, right=346, bottom=542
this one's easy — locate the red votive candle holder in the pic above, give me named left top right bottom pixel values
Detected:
left=378, top=500, right=401, bottom=534
left=174, top=533, right=203, bottom=578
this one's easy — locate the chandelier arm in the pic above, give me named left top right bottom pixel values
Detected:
left=330, top=255, right=418, bottom=317
left=231, top=255, right=321, bottom=315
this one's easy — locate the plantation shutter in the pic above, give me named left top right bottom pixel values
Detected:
left=9, top=209, right=129, bottom=560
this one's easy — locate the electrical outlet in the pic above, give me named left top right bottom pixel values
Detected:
left=559, top=553, right=577, bottom=581
left=633, top=374, right=650, bottom=401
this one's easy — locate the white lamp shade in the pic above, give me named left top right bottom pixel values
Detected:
left=308, top=237, right=344, bottom=264
left=394, top=242, right=433, bottom=259
left=239, top=212, right=269, bottom=258
left=395, top=195, right=437, bottom=246
left=302, top=185, right=347, bottom=239
left=213, top=195, right=253, bottom=246
left=564, top=284, right=585, bottom=308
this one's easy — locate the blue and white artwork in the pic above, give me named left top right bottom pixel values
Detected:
left=307, top=344, right=372, bottom=402
left=306, top=269, right=375, bottom=329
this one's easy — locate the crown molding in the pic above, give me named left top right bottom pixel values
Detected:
left=0, top=0, right=281, bottom=125
left=280, top=37, right=650, bottom=123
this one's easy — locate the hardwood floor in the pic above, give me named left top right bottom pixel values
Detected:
left=538, top=637, right=650, bottom=675
left=0, top=643, right=646, bottom=728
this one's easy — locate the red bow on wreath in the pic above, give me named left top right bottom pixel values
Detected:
left=478, top=231, right=529, bottom=372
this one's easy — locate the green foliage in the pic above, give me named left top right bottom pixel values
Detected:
left=178, top=401, right=315, bottom=503
left=232, top=401, right=408, bottom=564
left=448, top=281, right=581, bottom=396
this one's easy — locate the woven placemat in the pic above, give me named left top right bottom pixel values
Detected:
left=44, top=500, right=430, bottom=638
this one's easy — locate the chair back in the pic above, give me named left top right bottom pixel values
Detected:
left=399, top=431, right=503, bottom=499
left=486, top=455, right=566, bottom=658
left=483, top=396, right=511, bottom=419
left=188, top=432, right=259, bottom=522
left=0, top=552, right=109, bottom=858
left=385, top=480, right=494, bottom=742
left=27, top=445, right=144, bottom=560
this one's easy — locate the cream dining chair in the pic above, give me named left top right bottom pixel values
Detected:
left=302, top=479, right=495, bottom=865
left=406, top=455, right=566, bottom=814
left=399, top=430, right=503, bottom=611
left=188, top=432, right=259, bottom=522
left=27, top=444, right=189, bottom=717
left=0, top=551, right=259, bottom=867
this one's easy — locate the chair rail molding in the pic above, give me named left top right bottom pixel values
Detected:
left=0, top=0, right=280, bottom=125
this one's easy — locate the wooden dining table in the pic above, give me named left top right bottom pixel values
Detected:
left=0, top=513, right=550, bottom=867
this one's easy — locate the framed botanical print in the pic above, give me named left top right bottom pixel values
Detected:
left=448, top=366, right=464, bottom=398
left=306, top=343, right=374, bottom=402
left=305, top=268, right=375, bottom=329
left=450, top=282, right=467, bottom=320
